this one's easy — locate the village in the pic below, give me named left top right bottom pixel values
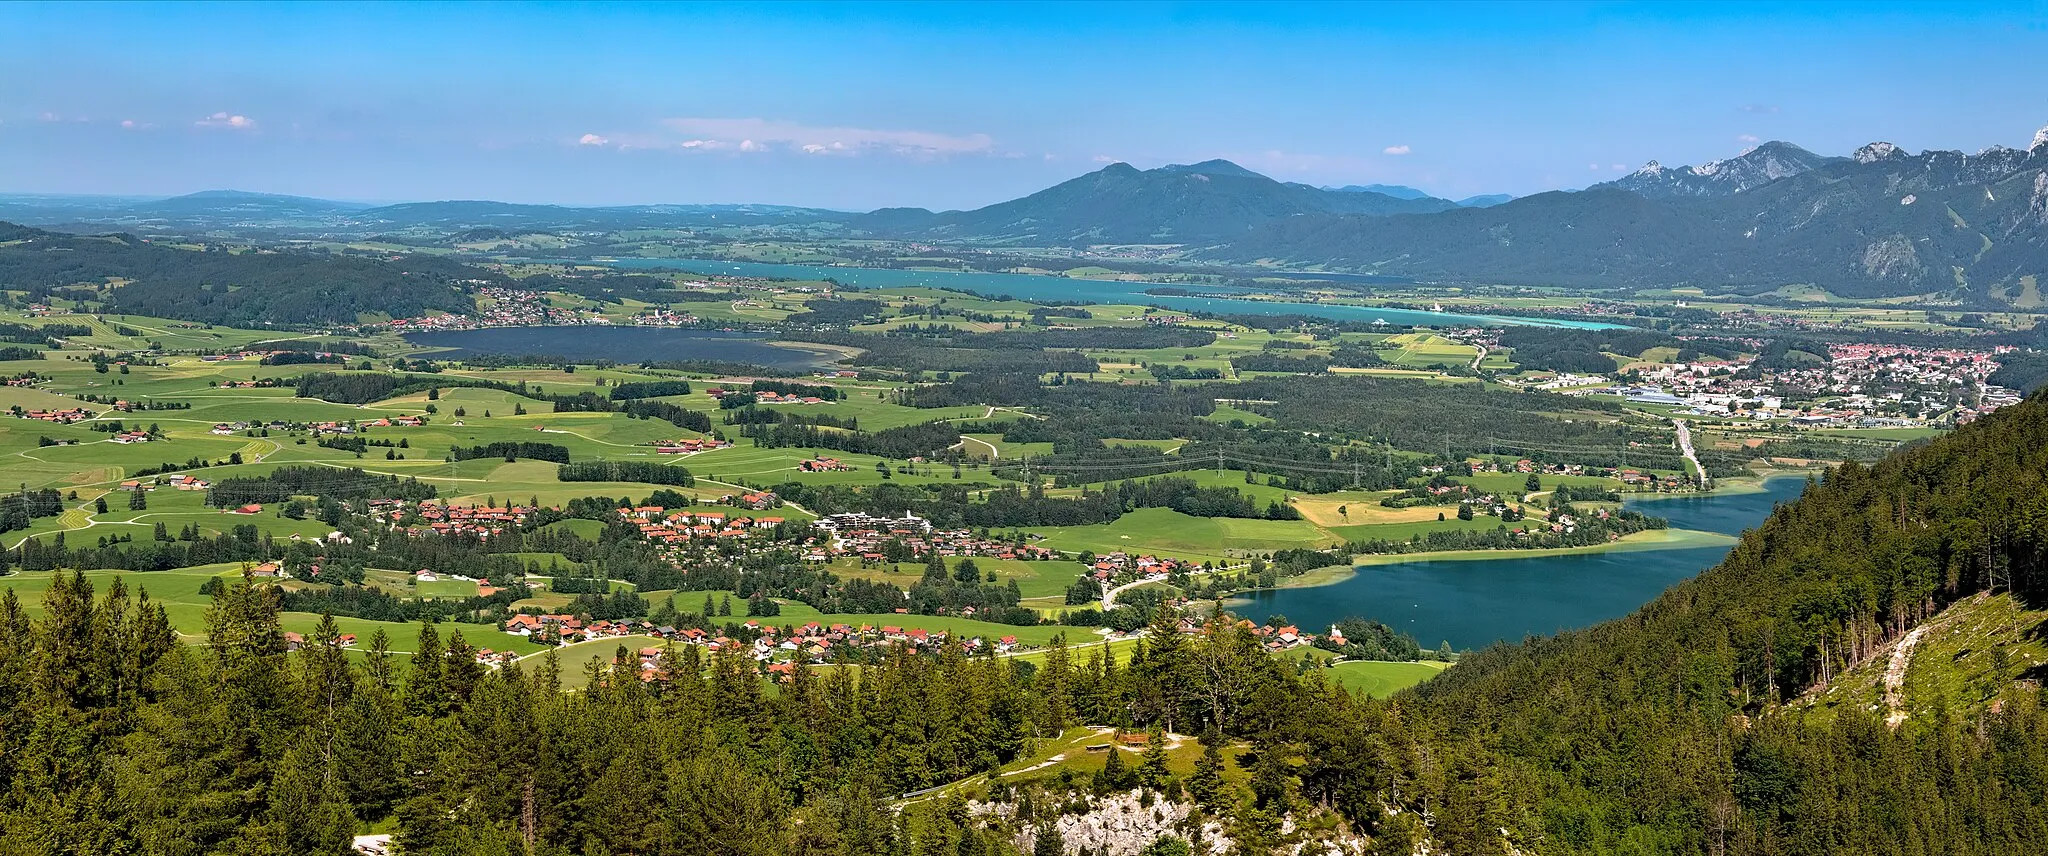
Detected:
left=1515, top=342, right=2024, bottom=427
left=496, top=605, right=1326, bottom=683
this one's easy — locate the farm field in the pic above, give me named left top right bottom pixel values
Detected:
left=1031, top=507, right=1333, bottom=562
left=1375, top=332, right=1478, bottom=367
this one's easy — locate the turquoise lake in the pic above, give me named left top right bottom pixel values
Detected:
left=580, top=258, right=1623, bottom=330
left=1243, top=478, right=1811, bottom=649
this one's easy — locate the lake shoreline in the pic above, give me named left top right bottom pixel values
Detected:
left=1623, top=470, right=1820, bottom=504
left=1235, top=478, right=1810, bottom=648
left=767, top=339, right=865, bottom=364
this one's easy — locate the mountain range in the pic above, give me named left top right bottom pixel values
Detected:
left=5, top=124, right=2046, bottom=302
left=1595, top=141, right=1845, bottom=198
left=1199, top=128, right=2048, bottom=301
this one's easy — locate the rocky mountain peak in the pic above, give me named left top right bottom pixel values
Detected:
left=1854, top=141, right=1904, bottom=163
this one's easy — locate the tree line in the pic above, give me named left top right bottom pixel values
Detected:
left=557, top=461, right=696, bottom=487
left=451, top=442, right=572, bottom=464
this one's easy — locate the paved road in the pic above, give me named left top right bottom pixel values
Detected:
left=1100, top=562, right=1249, bottom=610
left=1672, top=418, right=1710, bottom=488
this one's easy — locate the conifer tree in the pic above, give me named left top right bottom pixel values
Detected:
left=405, top=622, right=445, bottom=718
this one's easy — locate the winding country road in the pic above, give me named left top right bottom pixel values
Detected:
left=1100, top=561, right=1249, bottom=610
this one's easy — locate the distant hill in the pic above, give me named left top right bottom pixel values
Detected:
left=0, top=221, right=487, bottom=325
left=1205, top=128, right=2048, bottom=302
left=0, top=193, right=852, bottom=234
left=125, top=189, right=378, bottom=217
left=1327, top=185, right=1510, bottom=207
left=350, top=200, right=851, bottom=231
left=855, top=160, right=1457, bottom=245
left=1325, top=183, right=1437, bottom=200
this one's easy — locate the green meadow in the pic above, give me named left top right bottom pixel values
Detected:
left=0, top=566, right=548, bottom=656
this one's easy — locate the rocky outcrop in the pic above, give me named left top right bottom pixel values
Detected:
left=977, top=790, right=1372, bottom=856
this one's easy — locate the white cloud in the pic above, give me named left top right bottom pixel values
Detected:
left=1092, top=155, right=1116, bottom=163
left=1588, top=163, right=1602, bottom=171
left=578, top=133, right=610, bottom=146
left=121, top=120, right=136, bottom=129
left=1611, top=164, right=1627, bottom=171
left=655, top=117, right=993, bottom=156
left=1382, top=144, right=1412, bottom=156
left=1737, top=134, right=1760, bottom=144
left=1739, top=104, right=1780, bottom=114
left=195, top=111, right=255, bottom=129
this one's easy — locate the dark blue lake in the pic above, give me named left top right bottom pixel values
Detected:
left=403, top=327, right=829, bottom=371
left=1245, top=477, right=1811, bottom=650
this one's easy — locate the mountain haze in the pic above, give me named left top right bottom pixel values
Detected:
left=1326, top=184, right=1514, bottom=208
left=1325, top=183, right=1437, bottom=200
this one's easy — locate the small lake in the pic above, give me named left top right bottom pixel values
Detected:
left=574, top=258, right=1624, bottom=330
left=403, top=327, right=830, bottom=371
left=1244, top=477, right=1811, bottom=650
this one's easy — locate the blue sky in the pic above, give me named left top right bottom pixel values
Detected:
left=3, top=1, right=2044, bottom=210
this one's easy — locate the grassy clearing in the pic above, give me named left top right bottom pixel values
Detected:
left=1797, top=592, right=2048, bottom=728
left=1322, top=660, right=1453, bottom=697
left=1202, top=405, right=1273, bottom=426
left=1900, top=593, right=2048, bottom=723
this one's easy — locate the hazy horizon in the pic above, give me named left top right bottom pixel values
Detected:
left=4, top=1, right=2044, bottom=210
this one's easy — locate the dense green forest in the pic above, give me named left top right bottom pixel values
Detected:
left=1989, top=350, right=2048, bottom=393
left=1498, top=326, right=1735, bottom=374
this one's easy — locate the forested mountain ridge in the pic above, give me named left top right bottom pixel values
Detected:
left=0, top=221, right=486, bottom=325
left=853, top=160, right=1458, bottom=245
left=1205, top=129, right=2048, bottom=301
